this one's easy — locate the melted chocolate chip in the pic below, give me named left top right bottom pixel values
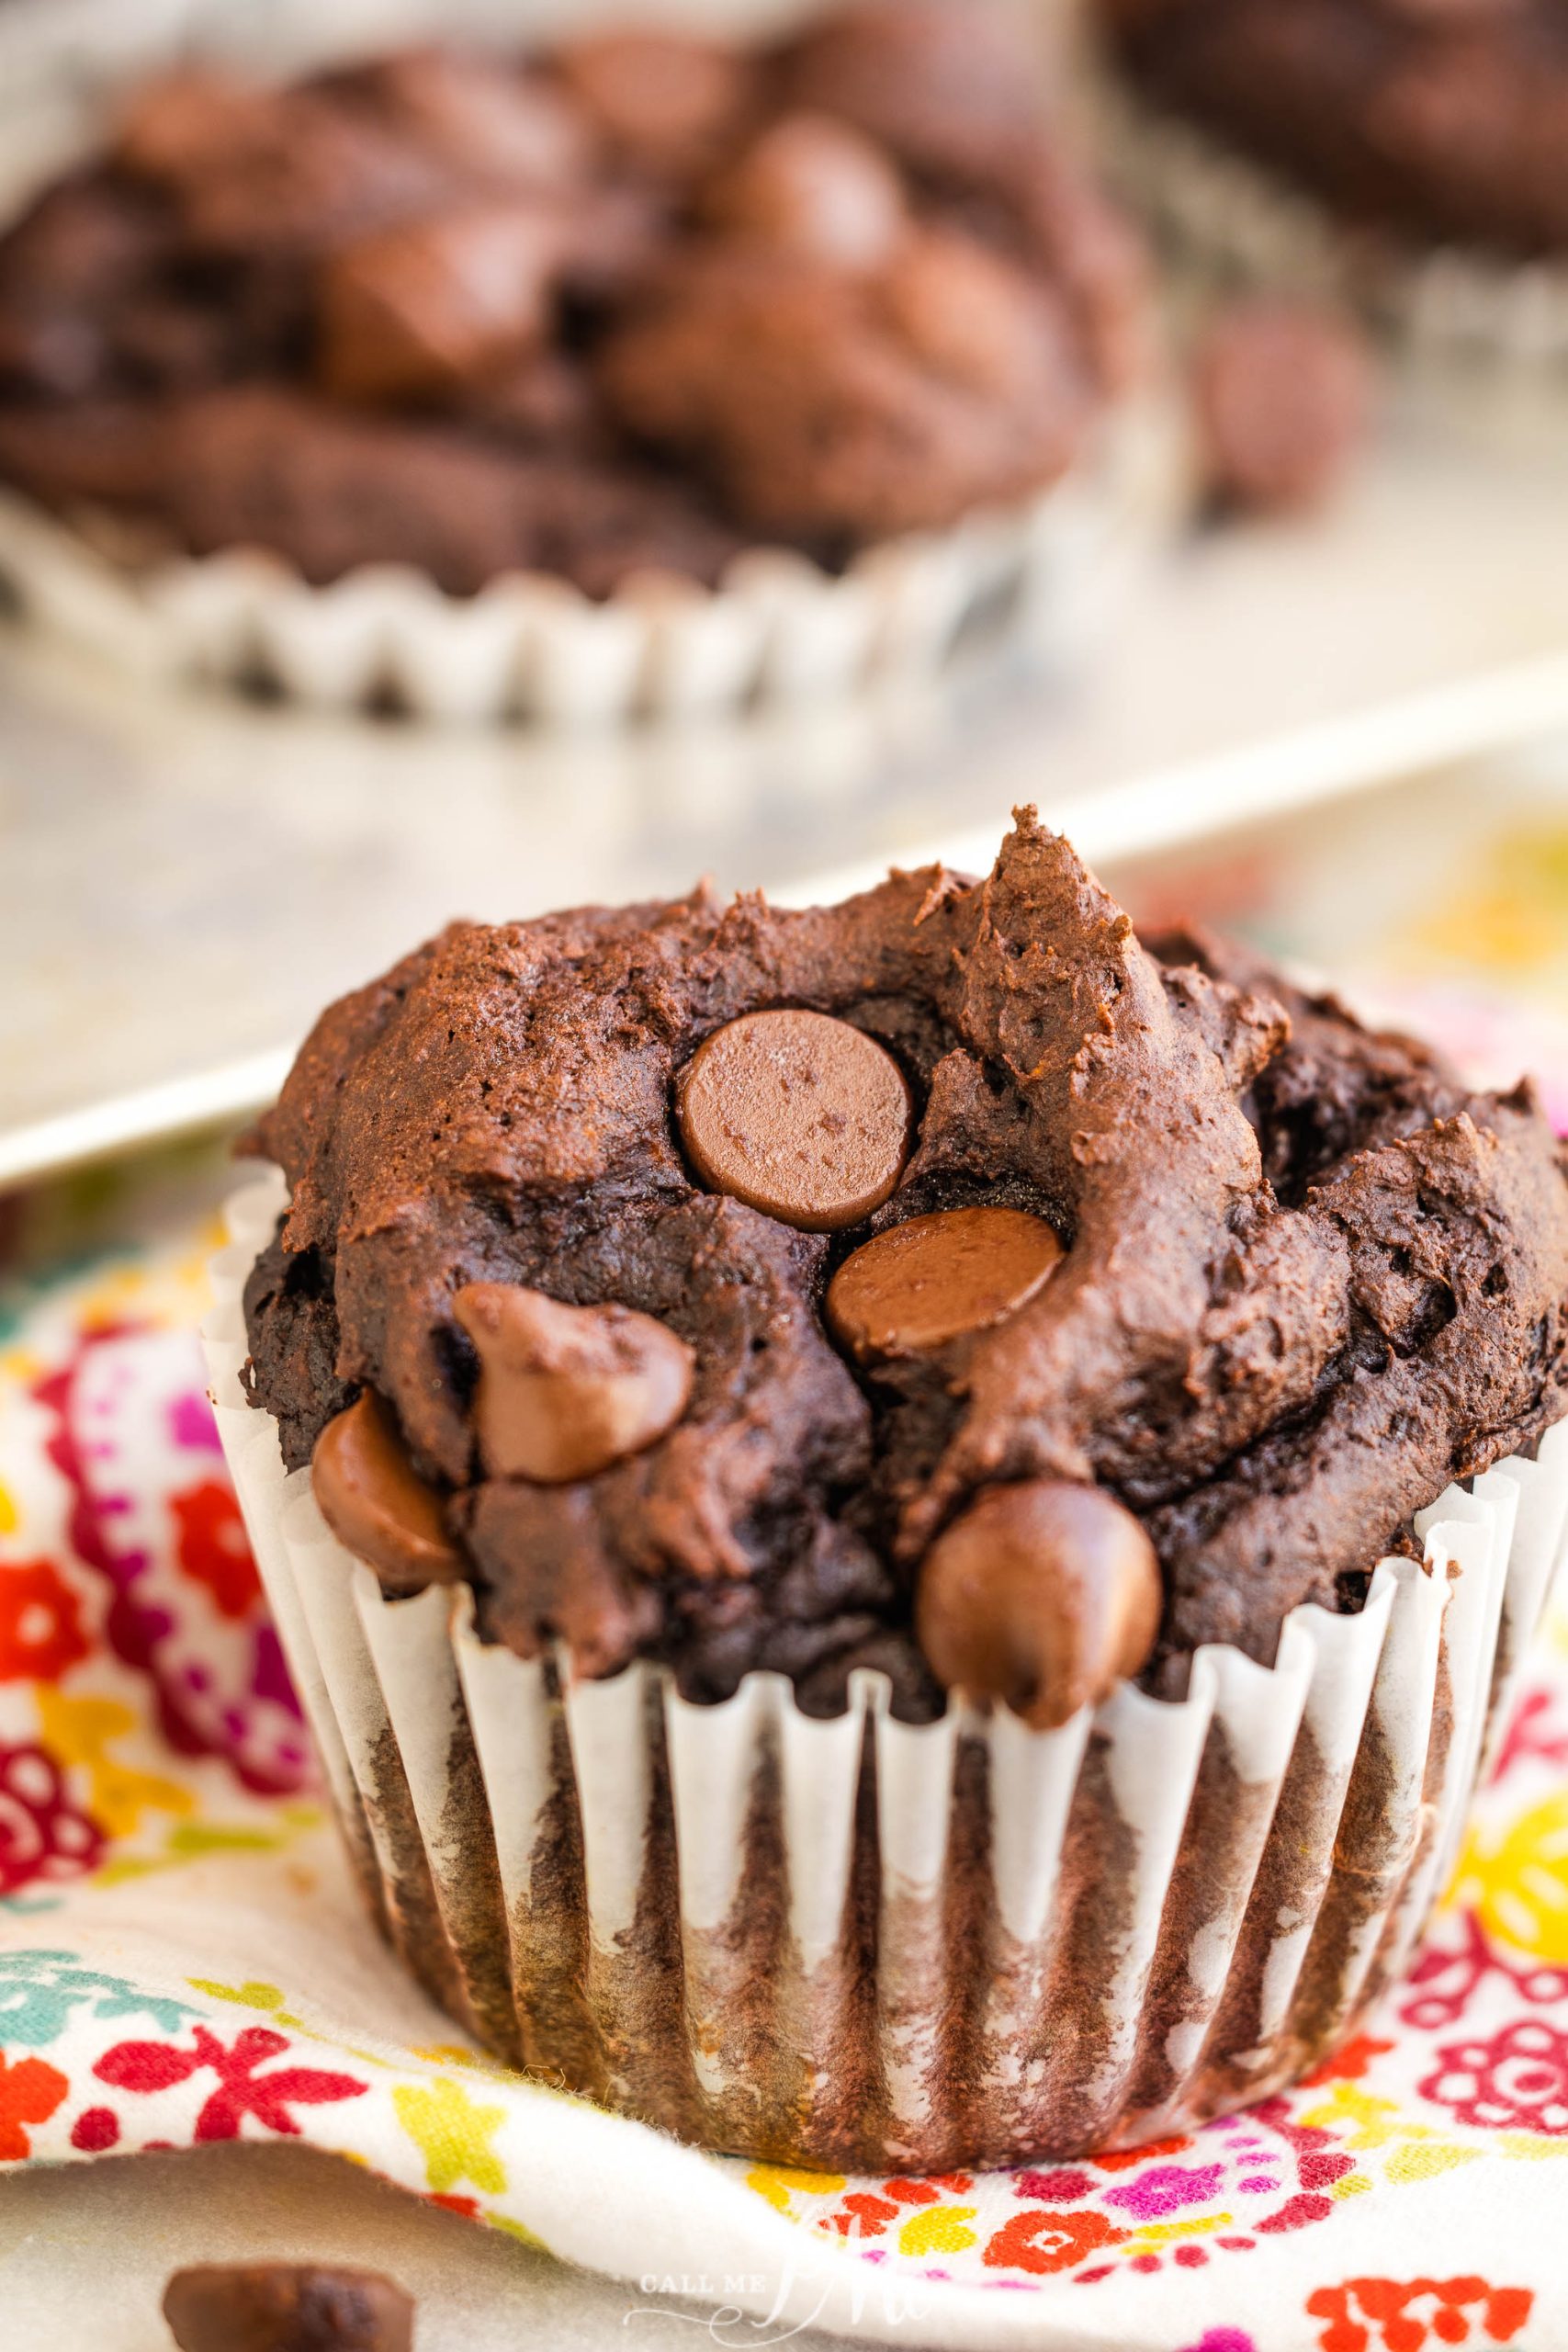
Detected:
left=676, top=1008, right=912, bottom=1233
left=311, top=1391, right=461, bottom=1590
left=827, top=1204, right=1063, bottom=1359
left=916, top=1479, right=1162, bottom=1728
left=454, top=1283, right=694, bottom=1483
left=164, top=2264, right=412, bottom=2352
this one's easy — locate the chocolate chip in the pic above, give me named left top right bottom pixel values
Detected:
left=915, top=1480, right=1161, bottom=1728
left=319, top=206, right=560, bottom=403
left=703, top=113, right=908, bottom=269
left=676, top=1009, right=912, bottom=1233
left=551, top=33, right=757, bottom=176
left=164, top=2264, right=412, bottom=2352
left=454, top=1284, right=694, bottom=1483
left=827, top=1204, right=1063, bottom=1360
left=310, top=1391, right=462, bottom=1591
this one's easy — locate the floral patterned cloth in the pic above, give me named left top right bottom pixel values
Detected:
left=1, top=1166, right=1567, bottom=2351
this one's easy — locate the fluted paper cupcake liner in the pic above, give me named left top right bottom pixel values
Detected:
left=204, top=1170, right=1568, bottom=2169
left=0, top=407, right=1168, bottom=724
left=1096, top=78, right=1568, bottom=389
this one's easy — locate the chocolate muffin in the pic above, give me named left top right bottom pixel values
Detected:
left=241, top=812, right=1568, bottom=1722
left=217, top=813, right=1568, bottom=2164
left=0, top=6, right=1144, bottom=601
left=1101, top=0, right=1568, bottom=259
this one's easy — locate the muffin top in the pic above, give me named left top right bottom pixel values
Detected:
left=1104, top=0, right=1568, bottom=256
left=241, top=813, right=1568, bottom=1724
left=0, top=4, right=1144, bottom=598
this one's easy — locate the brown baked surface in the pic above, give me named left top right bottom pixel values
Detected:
left=1104, top=0, right=1568, bottom=256
left=241, top=813, right=1568, bottom=1715
left=0, top=6, right=1144, bottom=596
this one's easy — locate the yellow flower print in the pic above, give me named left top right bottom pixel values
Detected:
left=393, top=2076, right=508, bottom=2197
left=188, top=1978, right=304, bottom=2030
left=1451, top=1793, right=1568, bottom=1965
left=897, top=2205, right=977, bottom=2258
left=35, top=1687, right=194, bottom=1838
left=745, top=2164, right=846, bottom=2214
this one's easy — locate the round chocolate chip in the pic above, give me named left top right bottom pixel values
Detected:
left=827, top=1204, right=1063, bottom=1360
left=164, top=2264, right=413, bottom=2352
left=703, top=112, right=908, bottom=269
left=454, top=1283, right=694, bottom=1484
left=676, top=1008, right=911, bottom=1233
left=311, top=1392, right=462, bottom=1593
left=915, top=1480, right=1161, bottom=1729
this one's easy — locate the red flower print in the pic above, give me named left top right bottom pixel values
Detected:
left=0, top=2052, right=68, bottom=2158
left=1402, top=1913, right=1568, bottom=2035
left=0, top=1559, right=88, bottom=1683
left=169, top=1481, right=261, bottom=1621
left=94, top=2024, right=367, bottom=2143
left=0, top=1740, right=104, bottom=1894
left=1092, top=2134, right=1192, bottom=2172
left=828, top=2193, right=901, bottom=2240
left=1306, top=2276, right=1532, bottom=2352
left=1419, top=2018, right=1568, bottom=2134
left=1302, top=2033, right=1395, bottom=2088
left=983, top=2206, right=1127, bottom=2276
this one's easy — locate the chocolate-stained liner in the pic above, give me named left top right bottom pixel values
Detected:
left=206, top=1172, right=1568, bottom=2168
left=1095, top=77, right=1568, bottom=389
left=0, top=409, right=1166, bottom=724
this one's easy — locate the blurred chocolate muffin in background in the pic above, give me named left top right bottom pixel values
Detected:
left=0, top=4, right=1150, bottom=603
left=1100, top=0, right=1568, bottom=260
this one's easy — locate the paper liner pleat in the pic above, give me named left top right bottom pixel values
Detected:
left=0, top=401, right=1169, bottom=723
left=205, top=1175, right=1568, bottom=2169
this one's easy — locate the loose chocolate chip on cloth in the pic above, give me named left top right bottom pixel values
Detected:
left=164, top=2265, right=412, bottom=2352
left=241, top=810, right=1568, bottom=1724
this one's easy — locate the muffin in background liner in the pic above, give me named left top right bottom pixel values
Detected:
left=1094, top=77, right=1568, bottom=393
left=205, top=1170, right=1568, bottom=2170
left=0, top=401, right=1170, bottom=727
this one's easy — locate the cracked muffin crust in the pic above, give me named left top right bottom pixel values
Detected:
left=240, top=814, right=1568, bottom=1727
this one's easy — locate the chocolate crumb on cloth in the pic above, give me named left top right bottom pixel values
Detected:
left=241, top=811, right=1568, bottom=1730
left=164, top=2264, right=412, bottom=2352
left=0, top=3, right=1145, bottom=598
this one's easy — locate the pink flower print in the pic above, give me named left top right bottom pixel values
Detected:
left=1103, top=2161, right=1225, bottom=2222
left=1419, top=2018, right=1568, bottom=2134
left=0, top=1741, right=104, bottom=1894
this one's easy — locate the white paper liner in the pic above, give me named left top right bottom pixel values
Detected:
left=0, top=406, right=1171, bottom=724
left=205, top=1169, right=1568, bottom=2168
left=1096, top=76, right=1568, bottom=389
